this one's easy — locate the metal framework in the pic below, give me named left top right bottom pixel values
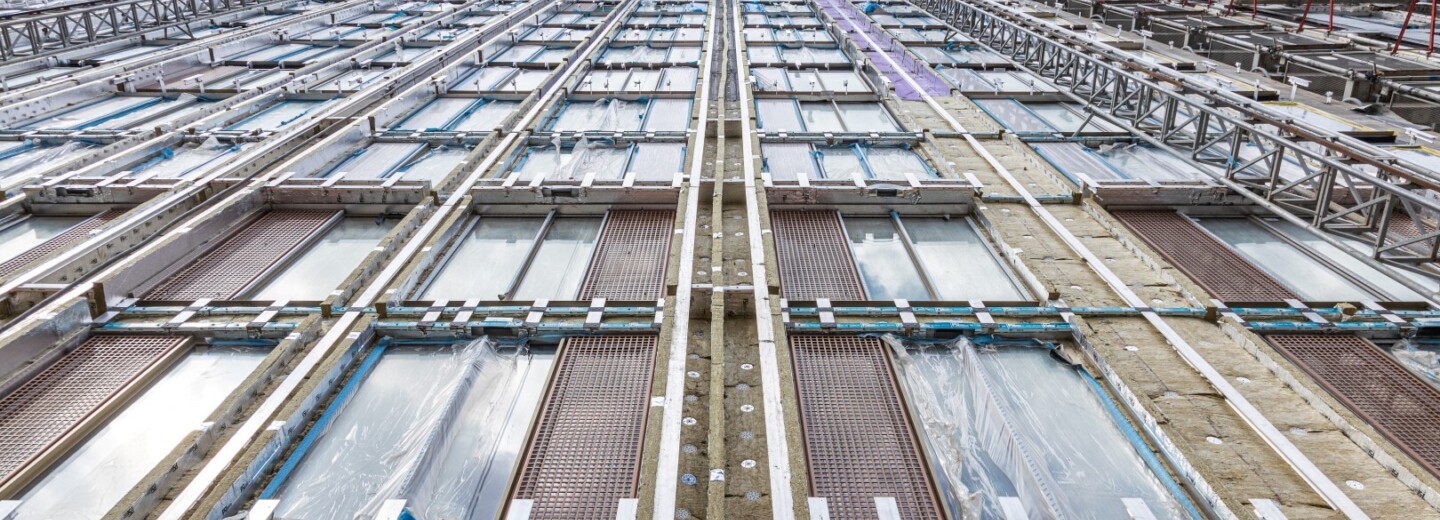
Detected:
left=0, top=0, right=273, bottom=58
left=920, top=0, right=1440, bottom=269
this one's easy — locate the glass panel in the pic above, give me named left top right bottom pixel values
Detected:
left=513, top=218, right=602, bottom=299
left=422, top=218, right=544, bottom=300
left=229, top=100, right=326, bottom=131
left=798, top=101, right=842, bottom=131
left=748, top=46, right=782, bottom=62
left=141, top=141, right=243, bottom=179
left=15, top=346, right=266, bottom=519
left=247, top=218, right=395, bottom=300
left=1198, top=218, right=1372, bottom=301
left=667, top=46, right=702, bottom=63
left=643, top=99, right=691, bottom=131
left=630, top=143, right=685, bottom=181
left=818, top=71, right=867, bottom=92
left=24, top=96, right=155, bottom=129
left=897, top=343, right=1191, bottom=520
left=864, top=147, right=932, bottom=180
left=1024, top=103, right=1123, bottom=133
left=324, top=143, right=421, bottom=179
left=1091, top=144, right=1213, bottom=182
left=0, top=217, right=87, bottom=264
left=551, top=99, right=646, bottom=131
left=751, top=67, right=788, bottom=91
left=974, top=99, right=1054, bottom=133
left=904, top=218, right=1026, bottom=300
left=272, top=343, right=552, bottom=520
left=817, top=147, right=865, bottom=180
left=761, top=143, right=818, bottom=181
left=1270, top=220, right=1431, bottom=301
left=837, top=103, right=900, bottom=132
left=755, top=99, right=801, bottom=131
left=845, top=217, right=930, bottom=300
left=392, top=146, right=469, bottom=184
left=660, top=67, right=698, bottom=91
left=625, top=69, right=663, bottom=91
left=786, top=70, right=823, bottom=90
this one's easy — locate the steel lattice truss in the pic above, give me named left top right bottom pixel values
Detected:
left=0, top=0, right=267, bottom=58
left=919, top=0, right=1440, bottom=266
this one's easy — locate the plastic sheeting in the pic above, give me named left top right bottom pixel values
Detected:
left=16, top=346, right=266, bottom=519
left=1196, top=218, right=1396, bottom=301
left=0, top=141, right=95, bottom=184
left=888, top=338, right=1192, bottom=520
left=271, top=339, right=553, bottom=520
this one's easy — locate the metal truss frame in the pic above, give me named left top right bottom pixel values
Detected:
left=0, top=0, right=271, bottom=59
left=918, top=0, right=1440, bottom=268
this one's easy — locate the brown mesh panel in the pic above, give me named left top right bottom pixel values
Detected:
left=1267, top=335, right=1440, bottom=479
left=579, top=210, right=674, bottom=300
left=1112, top=210, right=1298, bottom=302
left=790, top=335, right=942, bottom=519
left=0, top=210, right=125, bottom=277
left=512, top=336, right=656, bottom=518
left=771, top=211, right=864, bottom=300
left=0, top=335, right=187, bottom=481
left=144, top=210, right=337, bottom=300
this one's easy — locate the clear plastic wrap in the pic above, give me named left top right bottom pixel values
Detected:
left=1388, top=340, right=1440, bottom=388
left=0, top=140, right=95, bottom=183
left=885, top=336, right=1192, bottom=520
left=272, top=338, right=553, bottom=519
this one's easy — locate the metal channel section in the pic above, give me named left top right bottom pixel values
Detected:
left=509, top=335, right=656, bottom=518
left=788, top=335, right=942, bottom=519
left=578, top=210, right=674, bottom=301
left=0, top=209, right=123, bottom=277
left=1266, top=335, right=1440, bottom=480
left=770, top=211, right=865, bottom=301
left=836, top=0, right=1369, bottom=515
left=143, top=210, right=337, bottom=300
left=1111, top=210, right=1299, bottom=302
left=0, top=335, right=187, bottom=487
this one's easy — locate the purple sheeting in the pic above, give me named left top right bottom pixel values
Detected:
left=815, top=0, right=952, bottom=99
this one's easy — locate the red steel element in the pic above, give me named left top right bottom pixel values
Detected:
left=1112, top=211, right=1299, bottom=302
left=1297, top=0, right=1313, bottom=31
left=579, top=210, right=674, bottom=300
left=790, top=335, right=942, bottom=520
left=144, top=210, right=337, bottom=300
left=0, top=335, right=188, bottom=482
left=1393, top=0, right=1420, bottom=53
left=1266, top=335, right=1440, bottom=478
left=770, top=211, right=865, bottom=300
left=0, top=210, right=125, bottom=277
left=511, top=336, right=656, bottom=519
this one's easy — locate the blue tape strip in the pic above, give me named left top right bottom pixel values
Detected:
left=259, top=339, right=391, bottom=499
left=1080, top=370, right=1206, bottom=520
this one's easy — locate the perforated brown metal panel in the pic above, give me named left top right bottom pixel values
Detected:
left=512, top=336, right=656, bottom=518
left=1112, top=210, right=1298, bottom=302
left=1267, top=335, right=1440, bottom=478
left=579, top=210, right=674, bottom=300
left=0, top=210, right=125, bottom=277
left=0, top=335, right=187, bottom=482
left=771, top=211, right=864, bottom=300
left=790, top=335, right=942, bottom=520
left=145, top=210, right=337, bottom=300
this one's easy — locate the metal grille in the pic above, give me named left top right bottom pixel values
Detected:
left=771, top=211, right=864, bottom=300
left=1267, top=335, right=1440, bottom=479
left=512, top=336, right=656, bottom=518
left=0, top=335, right=186, bottom=481
left=145, top=210, right=337, bottom=300
left=1112, top=210, right=1298, bottom=302
left=0, top=210, right=124, bottom=277
left=579, top=210, right=674, bottom=300
left=789, top=336, right=942, bottom=520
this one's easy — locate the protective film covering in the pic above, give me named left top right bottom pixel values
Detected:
left=271, top=338, right=553, bottom=519
left=886, top=336, right=1194, bottom=520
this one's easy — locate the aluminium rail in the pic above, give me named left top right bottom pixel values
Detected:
left=917, top=0, right=1440, bottom=273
